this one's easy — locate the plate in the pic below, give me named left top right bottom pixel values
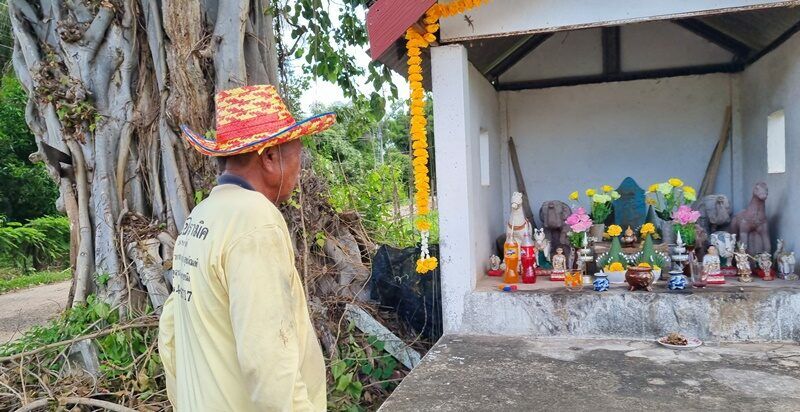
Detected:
left=657, top=336, right=702, bottom=350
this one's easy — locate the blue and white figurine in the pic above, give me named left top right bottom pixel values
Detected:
left=667, top=271, right=687, bottom=290
left=593, top=274, right=609, bottom=292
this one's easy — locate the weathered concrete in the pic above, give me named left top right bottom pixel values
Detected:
left=380, top=335, right=800, bottom=411
left=458, top=277, right=800, bottom=342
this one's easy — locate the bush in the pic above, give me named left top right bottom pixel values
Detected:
left=0, top=215, right=69, bottom=272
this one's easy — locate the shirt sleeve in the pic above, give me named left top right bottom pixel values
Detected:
left=158, top=293, right=178, bottom=409
left=223, top=225, right=316, bottom=411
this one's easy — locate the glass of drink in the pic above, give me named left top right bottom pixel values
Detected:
left=565, top=270, right=583, bottom=291
left=690, top=256, right=707, bottom=288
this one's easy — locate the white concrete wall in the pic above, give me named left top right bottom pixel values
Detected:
left=502, top=74, right=737, bottom=221
left=432, top=44, right=503, bottom=333
left=439, top=0, right=798, bottom=41
left=740, top=32, right=800, bottom=253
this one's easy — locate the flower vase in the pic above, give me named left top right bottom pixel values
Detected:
left=667, top=271, right=687, bottom=290
left=589, top=223, right=605, bottom=241
left=593, top=274, right=609, bottom=292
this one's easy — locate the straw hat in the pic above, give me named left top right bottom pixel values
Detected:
left=180, top=85, right=336, bottom=156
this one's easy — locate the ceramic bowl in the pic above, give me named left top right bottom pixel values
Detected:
left=604, top=270, right=627, bottom=284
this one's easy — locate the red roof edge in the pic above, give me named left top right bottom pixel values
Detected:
left=366, top=0, right=436, bottom=61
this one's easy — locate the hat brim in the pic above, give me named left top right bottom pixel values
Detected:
left=180, top=112, right=336, bottom=156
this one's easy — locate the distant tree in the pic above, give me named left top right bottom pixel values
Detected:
left=0, top=74, right=58, bottom=221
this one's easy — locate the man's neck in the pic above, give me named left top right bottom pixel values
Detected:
left=220, top=171, right=276, bottom=203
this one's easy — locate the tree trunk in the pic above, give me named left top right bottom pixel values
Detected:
left=8, top=0, right=279, bottom=310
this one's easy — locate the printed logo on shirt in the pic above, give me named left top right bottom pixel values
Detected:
left=181, top=217, right=210, bottom=240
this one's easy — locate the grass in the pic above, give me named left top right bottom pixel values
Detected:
left=0, top=268, right=71, bottom=294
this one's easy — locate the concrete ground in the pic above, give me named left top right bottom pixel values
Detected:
left=0, top=281, right=69, bottom=343
left=380, top=335, right=800, bottom=411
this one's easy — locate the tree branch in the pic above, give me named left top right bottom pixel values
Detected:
left=83, top=6, right=114, bottom=57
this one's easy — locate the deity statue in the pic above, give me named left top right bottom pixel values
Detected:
left=489, top=255, right=502, bottom=271
left=775, top=239, right=797, bottom=281
left=755, top=252, right=774, bottom=280
left=733, top=242, right=753, bottom=283
left=621, top=226, right=637, bottom=248
left=703, top=245, right=724, bottom=284
left=730, top=183, right=770, bottom=254
left=549, top=247, right=567, bottom=281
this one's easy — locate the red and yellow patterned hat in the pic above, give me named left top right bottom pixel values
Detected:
left=180, top=84, right=336, bottom=156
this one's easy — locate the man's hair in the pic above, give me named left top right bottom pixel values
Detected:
left=217, top=152, right=258, bottom=173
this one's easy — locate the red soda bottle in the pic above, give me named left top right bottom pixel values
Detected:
left=520, top=231, right=536, bottom=284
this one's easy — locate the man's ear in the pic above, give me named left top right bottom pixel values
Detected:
left=258, top=146, right=278, bottom=172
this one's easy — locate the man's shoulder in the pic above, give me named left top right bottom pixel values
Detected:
left=193, top=185, right=286, bottom=232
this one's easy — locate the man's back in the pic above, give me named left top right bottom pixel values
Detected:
left=159, top=183, right=326, bottom=411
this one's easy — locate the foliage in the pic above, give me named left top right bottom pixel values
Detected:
left=328, top=322, right=403, bottom=412
left=0, top=74, right=59, bottom=221
left=647, top=179, right=696, bottom=221
left=0, top=268, right=70, bottom=294
left=0, top=215, right=69, bottom=272
left=272, top=0, right=395, bottom=118
left=0, top=296, right=165, bottom=410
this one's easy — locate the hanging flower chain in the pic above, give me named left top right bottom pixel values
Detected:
left=406, top=0, right=488, bottom=274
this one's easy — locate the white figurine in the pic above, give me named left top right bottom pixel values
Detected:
left=775, top=239, right=797, bottom=280
left=703, top=245, right=724, bottom=284
left=489, top=255, right=502, bottom=271
left=733, top=242, right=753, bottom=283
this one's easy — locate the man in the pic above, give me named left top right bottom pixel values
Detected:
left=158, top=85, right=336, bottom=411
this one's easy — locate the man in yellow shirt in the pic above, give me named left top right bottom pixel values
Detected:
left=158, top=85, right=336, bottom=411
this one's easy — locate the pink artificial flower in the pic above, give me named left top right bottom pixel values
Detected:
left=672, top=205, right=701, bottom=225
left=566, top=207, right=593, bottom=232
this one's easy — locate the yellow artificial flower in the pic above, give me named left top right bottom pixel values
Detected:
left=586, top=188, right=597, bottom=197
left=669, top=178, right=684, bottom=187
left=606, top=224, right=622, bottom=237
left=569, top=191, right=579, bottom=201
left=684, top=185, right=696, bottom=194
left=684, top=190, right=697, bottom=202
left=640, top=223, right=656, bottom=236
left=602, top=185, right=613, bottom=193
left=647, top=183, right=659, bottom=193
left=607, top=262, right=625, bottom=272
left=638, top=262, right=652, bottom=268
left=653, top=265, right=661, bottom=271
left=646, top=198, right=657, bottom=206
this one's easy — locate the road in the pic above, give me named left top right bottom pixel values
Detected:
left=0, top=281, right=70, bottom=344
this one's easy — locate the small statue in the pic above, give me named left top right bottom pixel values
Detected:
left=534, top=228, right=552, bottom=269
left=703, top=245, right=724, bottom=284
left=709, top=231, right=736, bottom=267
left=507, top=192, right=532, bottom=246
left=775, top=239, right=797, bottom=280
left=733, top=242, right=753, bottom=283
left=539, top=200, right=571, bottom=248
left=621, top=226, right=637, bottom=248
left=755, top=252, right=774, bottom=280
left=695, top=194, right=732, bottom=234
left=730, top=182, right=770, bottom=254
left=487, top=254, right=505, bottom=277
left=550, top=247, right=567, bottom=281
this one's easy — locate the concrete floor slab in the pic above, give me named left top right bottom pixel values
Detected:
left=380, top=335, right=800, bottom=411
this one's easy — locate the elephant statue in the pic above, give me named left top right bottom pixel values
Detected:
left=539, top=200, right=571, bottom=248
left=695, top=194, right=732, bottom=234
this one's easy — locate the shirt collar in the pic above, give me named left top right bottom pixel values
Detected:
left=217, top=173, right=255, bottom=191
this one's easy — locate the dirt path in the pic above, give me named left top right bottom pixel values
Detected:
left=0, top=281, right=70, bottom=344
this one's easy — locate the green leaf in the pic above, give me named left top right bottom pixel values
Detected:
left=336, top=372, right=352, bottom=392
left=331, top=359, right=346, bottom=379
left=346, top=380, right=363, bottom=400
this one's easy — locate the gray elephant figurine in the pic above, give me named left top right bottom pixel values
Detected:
left=695, top=194, right=732, bottom=234
left=539, top=200, right=571, bottom=248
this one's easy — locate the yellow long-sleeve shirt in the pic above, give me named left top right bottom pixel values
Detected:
left=158, top=182, right=326, bottom=411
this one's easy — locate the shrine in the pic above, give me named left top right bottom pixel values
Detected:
left=367, top=0, right=800, bottom=342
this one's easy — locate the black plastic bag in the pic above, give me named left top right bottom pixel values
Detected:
left=370, top=244, right=442, bottom=341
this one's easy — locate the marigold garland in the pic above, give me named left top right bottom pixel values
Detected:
left=406, top=0, right=489, bottom=274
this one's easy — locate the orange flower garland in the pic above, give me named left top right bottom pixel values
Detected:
left=406, top=0, right=489, bottom=274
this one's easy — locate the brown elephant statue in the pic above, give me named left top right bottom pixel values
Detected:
left=730, top=182, right=770, bottom=254
left=539, top=200, right=571, bottom=248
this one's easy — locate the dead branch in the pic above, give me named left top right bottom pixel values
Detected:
left=15, top=396, right=138, bottom=412
left=0, top=319, right=158, bottom=363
